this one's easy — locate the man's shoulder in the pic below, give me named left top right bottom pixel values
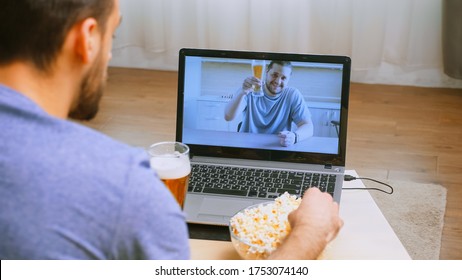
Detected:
left=283, top=86, right=302, bottom=95
left=62, top=121, right=147, bottom=178
left=66, top=120, right=132, bottom=153
left=4, top=95, right=145, bottom=185
left=1, top=84, right=149, bottom=190
left=281, top=87, right=304, bottom=102
left=47, top=115, right=136, bottom=161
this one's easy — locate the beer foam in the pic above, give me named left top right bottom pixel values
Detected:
left=150, top=154, right=191, bottom=179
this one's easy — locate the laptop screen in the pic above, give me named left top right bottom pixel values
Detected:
left=176, top=49, right=350, bottom=167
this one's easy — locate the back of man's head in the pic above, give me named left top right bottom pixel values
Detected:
left=0, top=0, right=114, bottom=72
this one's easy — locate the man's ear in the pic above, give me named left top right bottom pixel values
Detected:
left=74, top=18, right=100, bottom=64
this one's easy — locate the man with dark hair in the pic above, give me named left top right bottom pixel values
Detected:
left=225, top=60, right=314, bottom=147
left=0, top=0, right=189, bottom=260
left=0, top=0, right=342, bottom=260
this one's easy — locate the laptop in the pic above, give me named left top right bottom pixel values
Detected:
left=176, top=48, right=351, bottom=226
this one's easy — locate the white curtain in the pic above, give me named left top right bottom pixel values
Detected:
left=111, top=0, right=462, bottom=88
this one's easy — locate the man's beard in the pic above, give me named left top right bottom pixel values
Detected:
left=68, top=53, right=106, bottom=121
left=265, top=82, right=283, bottom=96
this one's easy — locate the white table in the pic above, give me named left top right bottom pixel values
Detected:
left=183, top=128, right=339, bottom=154
left=189, top=170, right=411, bottom=260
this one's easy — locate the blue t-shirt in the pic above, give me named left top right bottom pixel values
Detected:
left=0, top=84, right=189, bottom=259
left=240, top=87, right=311, bottom=134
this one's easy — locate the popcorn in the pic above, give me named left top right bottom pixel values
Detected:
left=229, top=192, right=301, bottom=259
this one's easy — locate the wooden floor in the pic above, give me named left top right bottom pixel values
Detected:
left=85, top=67, right=462, bottom=259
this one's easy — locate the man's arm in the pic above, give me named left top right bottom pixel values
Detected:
left=278, top=120, right=314, bottom=147
left=224, top=90, right=247, bottom=121
left=224, top=76, right=260, bottom=121
left=268, top=188, right=343, bottom=260
left=295, top=120, right=314, bottom=141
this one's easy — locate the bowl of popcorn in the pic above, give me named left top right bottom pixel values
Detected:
left=228, top=192, right=301, bottom=260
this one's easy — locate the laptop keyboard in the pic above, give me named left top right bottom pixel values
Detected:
left=188, top=164, right=336, bottom=199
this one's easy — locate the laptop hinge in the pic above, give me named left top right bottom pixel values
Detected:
left=324, top=164, right=333, bottom=169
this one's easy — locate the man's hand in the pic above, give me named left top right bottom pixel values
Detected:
left=278, top=131, right=296, bottom=147
left=242, top=76, right=262, bottom=94
left=268, top=188, right=343, bottom=259
left=289, top=188, right=343, bottom=244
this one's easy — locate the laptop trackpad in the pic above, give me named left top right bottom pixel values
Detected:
left=198, top=197, right=257, bottom=220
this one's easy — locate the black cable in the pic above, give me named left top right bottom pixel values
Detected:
left=342, top=175, right=394, bottom=194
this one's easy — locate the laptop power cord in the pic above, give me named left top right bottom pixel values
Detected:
left=342, top=175, right=394, bottom=195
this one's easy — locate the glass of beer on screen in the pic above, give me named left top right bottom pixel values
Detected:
left=148, top=142, right=191, bottom=209
left=251, top=60, right=265, bottom=96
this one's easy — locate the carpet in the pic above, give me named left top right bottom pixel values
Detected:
left=366, top=180, right=447, bottom=260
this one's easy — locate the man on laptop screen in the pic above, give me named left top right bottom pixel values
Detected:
left=225, top=60, right=314, bottom=148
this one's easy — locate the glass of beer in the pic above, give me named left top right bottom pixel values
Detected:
left=148, top=142, right=191, bottom=209
left=251, top=60, right=265, bottom=96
